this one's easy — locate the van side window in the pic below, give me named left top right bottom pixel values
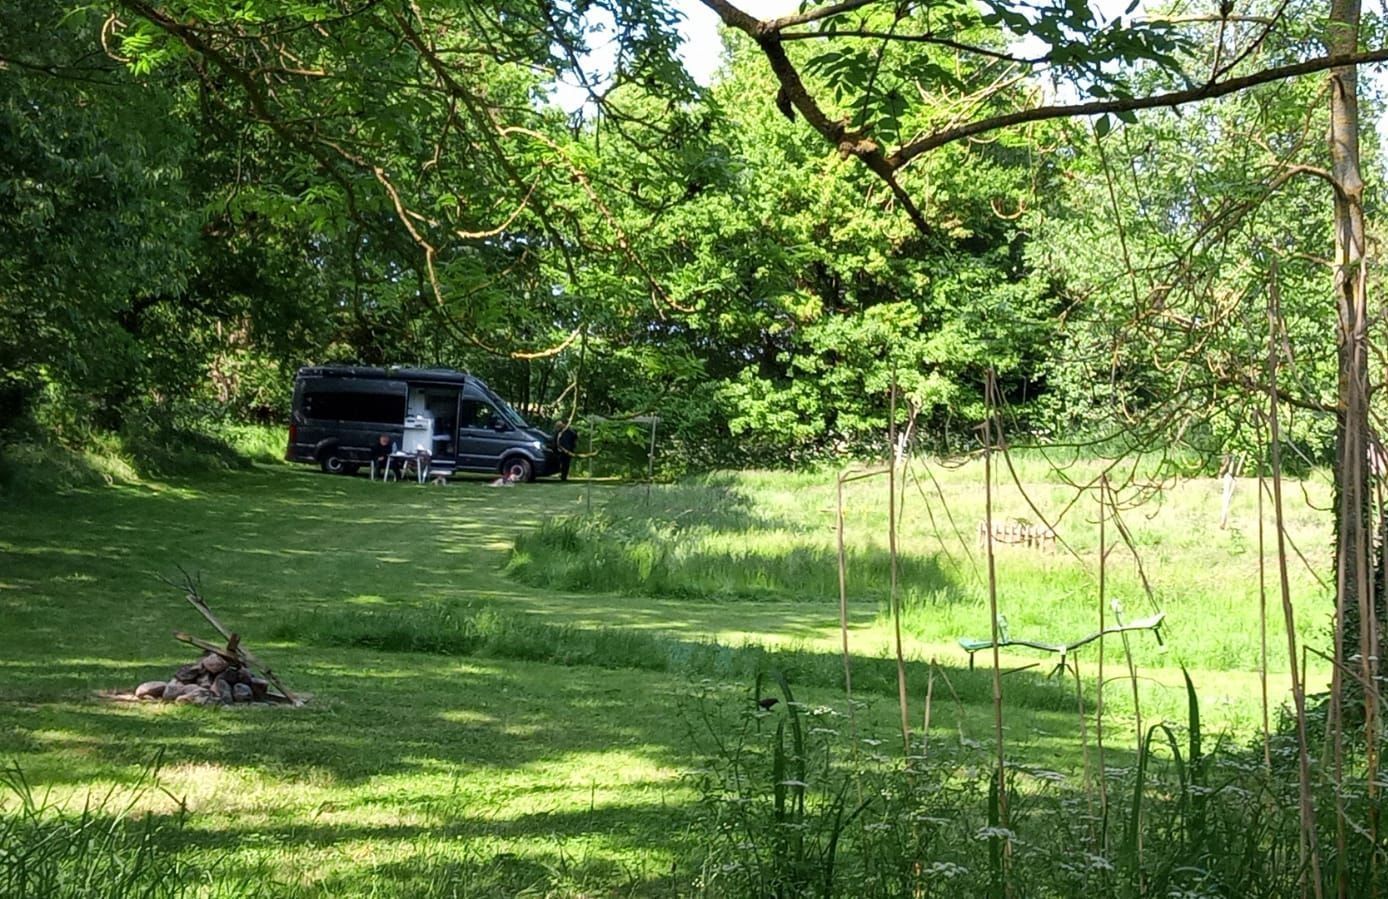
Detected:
left=303, top=390, right=406, bottom=424
left=460, top=400, right=500, bottom=430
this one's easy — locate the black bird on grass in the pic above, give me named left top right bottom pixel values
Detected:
left=757, top=697, right=779, bottom=711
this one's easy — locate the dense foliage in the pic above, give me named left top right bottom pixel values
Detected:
left=2, top=0, right=1377, bottom=472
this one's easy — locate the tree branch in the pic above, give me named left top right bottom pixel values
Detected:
left=765, top=0, right=875, bottom=32
left=778, top=29, right=1044, bottom=66
left=114, top=0, right=364, bottom=222
left=0, top=52, right=124, bottom=86
left=887, top=48, right=1388, bottom=170
left=696, top=0, right=1388, bottom=197
left=698, top=4, right=934, bottom=232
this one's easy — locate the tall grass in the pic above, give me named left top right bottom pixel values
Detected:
left=508, top=509, right=952, bottom=604
left=0, top=423, right=285, bottom=495
left=0, top=435, right=141, bottom=494
left=686, top=672, right=1387, bottom=898
left=270, top=599, right=1078, bottom=714
left=0, top=760, right=195, bottom=899
left=507, top=465, right=1332, bottom=673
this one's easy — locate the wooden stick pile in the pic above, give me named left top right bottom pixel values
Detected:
left=976, top=519, right=1057, bottom=550
left=122, top=569, right=302, bottom=707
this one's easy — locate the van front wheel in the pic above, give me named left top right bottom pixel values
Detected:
left=502, top=456, right=534, bottom=483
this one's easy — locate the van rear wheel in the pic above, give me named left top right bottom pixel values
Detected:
left=320, top=451, right=358, bottom=475
left=502, top=456, right=534, bottom=483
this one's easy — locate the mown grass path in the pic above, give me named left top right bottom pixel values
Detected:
left=0, top=467, right=972, bottom=895
left=0, top=470, right=706, bottom=892
left=0, top=464, right=1325, bottom=896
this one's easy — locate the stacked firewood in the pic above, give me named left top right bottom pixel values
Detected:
left=977, top=519, right=1058, bottom=550
left=133, top=645, right=278, bottom=705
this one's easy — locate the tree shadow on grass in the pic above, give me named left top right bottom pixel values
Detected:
left=2, top=466, right=890, bottom=683
left=0, top=465, right=1151, bottom=896
left=2, top=640, right=1129, bottom=898
left=1, top=633, right=1111, bottom=790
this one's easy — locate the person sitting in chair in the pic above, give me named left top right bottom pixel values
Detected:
left=372, top=434, right=394, bottom=479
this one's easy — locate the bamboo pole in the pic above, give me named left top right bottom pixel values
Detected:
left=1268, top=262, right=1324, bottom=899
left=1110, top=482, right=1145, bottom=887
left=889, top=371, right=911, bottom=754
left=836, top=472, right=856, bottom=716
left=1111, top=482, right=1144, bottom=749
left=1073, top=658, right=1096, bottom=839
left=982, top=371, right=1009, bottom=888
left=1258, top=445, right=1272, bottom=771
left=1096, top=474, right=1109, bottom=843
left=836, top=469, right=865, bottom=794
left=1370, top=467, right=1384, bottom=898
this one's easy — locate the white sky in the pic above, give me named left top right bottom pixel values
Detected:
left=672, top=0, right=797, bottom=86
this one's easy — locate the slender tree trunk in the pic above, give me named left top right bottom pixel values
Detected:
left=1326, top=6, right=1381, bottom=892
left=1327, top=0, right=1380, bottom=690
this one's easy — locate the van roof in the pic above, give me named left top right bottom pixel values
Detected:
left=297, top=365, right=471, bottom=386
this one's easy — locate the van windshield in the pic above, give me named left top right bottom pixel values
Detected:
left=484, top=388, right=529, bottom=428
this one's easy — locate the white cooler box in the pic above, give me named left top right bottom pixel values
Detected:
left=402, top=414, right=434, bottom=455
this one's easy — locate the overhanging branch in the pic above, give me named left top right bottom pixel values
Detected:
left=888, top=48, right=1388, bottom=169
left=697, top=0, right=1388, bottom=202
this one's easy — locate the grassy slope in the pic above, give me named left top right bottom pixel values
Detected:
left=2, top=466, right=1088, bottom=897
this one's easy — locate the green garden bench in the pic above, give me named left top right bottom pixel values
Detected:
left=959, top=604, right=1166, bottom=676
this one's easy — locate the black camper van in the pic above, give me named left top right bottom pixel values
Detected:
left=285, top=366, right=558, bottom=481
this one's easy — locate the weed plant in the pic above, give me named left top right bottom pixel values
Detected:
left=0, top=761, right=197, bottom=899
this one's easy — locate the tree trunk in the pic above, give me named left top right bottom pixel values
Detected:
left=1326, top=0, right=1381, bottom=690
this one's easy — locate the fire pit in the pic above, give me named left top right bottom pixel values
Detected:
left=110, top=569, right=302, bottom=707
left=130, top=641, right=283, bottom=706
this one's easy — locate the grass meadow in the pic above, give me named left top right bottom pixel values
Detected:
left=0, top=454, right=1345, bottom=896
left=511, top=454, right=1335, bottom=731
